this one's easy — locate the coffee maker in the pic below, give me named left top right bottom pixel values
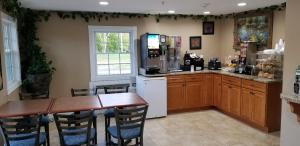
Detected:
left=139, top=33, right=168, bottom=75
left=182, top=52, right=204, bottom=71
left=208, top=58, right=221, bottom=70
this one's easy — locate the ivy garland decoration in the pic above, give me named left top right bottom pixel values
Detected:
left=2, top=0, right=286, bottom=23
left=47, top=2, right=286, bottom=23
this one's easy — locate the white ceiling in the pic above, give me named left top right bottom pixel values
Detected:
left=20, top=0, right=286, bottom=15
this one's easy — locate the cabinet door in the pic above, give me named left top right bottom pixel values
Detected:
left=241, top=88, right=252, bottom=120
left=167, top=83, right=185, bottom=111
left=251, top=91, right=266, bottom=126
left=202, top=74, right=213, bottom=106
left=229, top=85, right=241, bottom=116
left=186, top=81, right=202, bottom=108
left=213, top=75, right=222, bottom=108
left=221, top=83, right=230, bottom=112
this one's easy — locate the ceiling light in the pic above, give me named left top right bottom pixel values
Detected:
left=237, top=2, right=247, bottom=7
left=168, top=10, right=175, bottom=14
left=99, top=1, right=109, bottom=6
left=203, top=11, right=211, bottom=15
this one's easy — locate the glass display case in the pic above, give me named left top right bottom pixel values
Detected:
left=256, top=50, right=283, bottom=79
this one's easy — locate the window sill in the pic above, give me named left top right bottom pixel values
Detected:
left=6, top=80, right=21, bottom=95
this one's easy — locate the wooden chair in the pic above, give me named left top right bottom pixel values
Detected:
left=19, top=92, right=50, bottom=146
left=99, top=84, right=130, bottom=146
left=53, top=110, right=97, bottom=146
left=107, top=105, right=148, bottom=146
left=70, top=88, right=98, bottom=144
left=0, top=115, right=47, bottom=146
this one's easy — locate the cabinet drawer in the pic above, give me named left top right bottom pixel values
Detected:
left=185, top=74, right=203, bottom=82
left=167, top=76, right=185, bottom=84
left=222, top=75, right=241, bottom=86
left=242, top=79, right=267, bottom=92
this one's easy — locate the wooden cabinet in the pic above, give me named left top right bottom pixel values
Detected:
left=251, top=91, right=266, bottom=126
left=167, top=80, right=185, bottom=111
left=241, top=88, right=252, bottom=120
left=202, top=74, right=213, bottom=106
left=167, top=74, right=281, bottom=132
left=167, top=74, right=210, bottom=112
left=241, top=88, right=266, bottom=126
left=221, top=83, right=230, bottom=112
left=186, top=81, right=202, bottom=108
left=221, top=75, right=241, bottom=116
left=213, top=75, right=222, bottom=108
left=229, top=85, right=241, bottom=116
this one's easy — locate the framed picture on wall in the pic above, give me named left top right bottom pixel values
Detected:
left=233, top=12, right=273, bottom=50
left=190, top=36, right=202, bottom=50
left=203, top=21, right=215, bottom=35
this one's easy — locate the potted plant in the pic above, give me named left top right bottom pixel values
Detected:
left=22, top=45, right=55, bottom=93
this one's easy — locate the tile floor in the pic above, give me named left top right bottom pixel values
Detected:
left=48, top=110, right=280, bottom=146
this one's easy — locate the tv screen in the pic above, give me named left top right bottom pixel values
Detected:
left=147, top=34, right=160, bottom=49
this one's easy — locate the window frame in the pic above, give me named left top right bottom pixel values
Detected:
left=1, top=12, right=21, bottom=95
left=88, top=26, right=137, bottom=82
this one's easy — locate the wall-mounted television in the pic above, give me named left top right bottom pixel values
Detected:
left=147, top=34, right=160, bottom=49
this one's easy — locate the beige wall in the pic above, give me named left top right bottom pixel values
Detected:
left=37, top=15, right=223, bottom=97
left=280, top=0, right=300, bottom=145
left=273, top=11, right=286, bottom=48
left=0, top=9, right=20, bottom=105
left=37, top=11, right=285, bottom=97
left=219, top=18, right=235, bottom=63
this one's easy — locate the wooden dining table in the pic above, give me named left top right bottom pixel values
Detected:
left=49, top=96, right=102, bottom=113
left=0, top=92, right=147, bottom=118
left=98, top=92, right=148, bottom=108
left=0, top=99, right=53, bottom=118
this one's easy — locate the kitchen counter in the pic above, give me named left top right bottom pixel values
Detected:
left=142, top=69, right=281, bottom=83
left=281, top=93, right=300, bottom=104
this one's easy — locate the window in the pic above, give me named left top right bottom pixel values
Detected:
left=89, top=26, right=137, bottom=82
left=1, top=12, right=21, bottom=95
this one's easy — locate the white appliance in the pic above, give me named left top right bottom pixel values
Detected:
left=136, top=76, right=167, bottom=119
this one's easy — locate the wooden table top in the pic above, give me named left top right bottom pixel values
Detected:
left=0, top=99, right=53, bottom=118
left=98, top=93, right=148, bottom=108
left=49, top=96, right=102, bottom=113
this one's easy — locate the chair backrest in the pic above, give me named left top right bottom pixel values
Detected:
left=0, top=127, right=7, bottom=146
left=53, top=110, right=94, bottom=145
left=114, top=105, right=148, bottom=138
left=0, top=115, right=42, bottom=146
left=71, top=88, right=96, bottom=97
left=102, top=84, right=130, bottom=94
left=19, top=91, right=49, bottom=100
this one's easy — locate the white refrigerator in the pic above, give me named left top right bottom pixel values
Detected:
left=136, top=76, right=167, bottom=119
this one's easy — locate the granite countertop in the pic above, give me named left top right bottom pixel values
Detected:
left=142, top=69, right=282, bottom=83
left=281, top=94, right=300, bottom=104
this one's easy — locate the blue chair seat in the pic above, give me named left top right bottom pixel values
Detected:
left=77, top=111, right=97, bottom=118
left=40, top=115, right=49, bottom=124
left=108, top=126, right=140, bottom=139
left=63, top=128, right=96, bottom=145
left=104, top=108, right=115, bottom=118
left=9, top=132, right=46, bottom=146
